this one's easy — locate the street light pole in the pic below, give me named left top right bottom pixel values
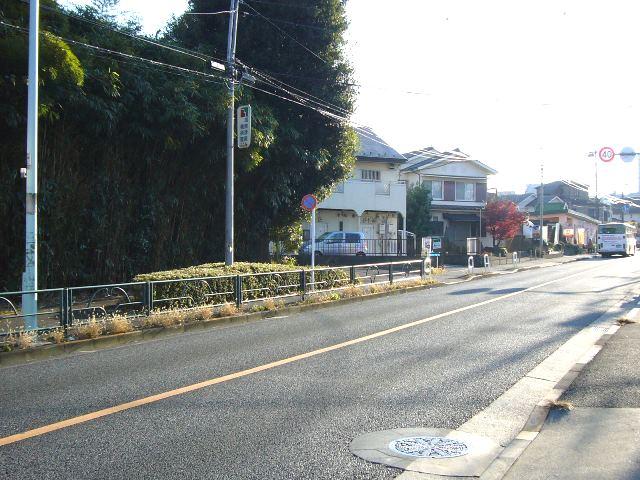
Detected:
left=225, top=0, right=239, bottom=266
left=539, top=164, right=544, bottom=258
left=22, top=0, right=39, bottom=329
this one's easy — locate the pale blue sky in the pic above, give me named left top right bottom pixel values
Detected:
left=61, top=0, right=640, bottom=196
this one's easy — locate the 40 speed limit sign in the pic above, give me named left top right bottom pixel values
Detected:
left=598, top=147, right=615, bottom=163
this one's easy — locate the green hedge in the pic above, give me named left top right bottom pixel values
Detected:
left=134, top=262, right=351, bottom=306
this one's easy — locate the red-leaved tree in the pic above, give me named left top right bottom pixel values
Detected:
left=484, top=201, right=527, bottom=247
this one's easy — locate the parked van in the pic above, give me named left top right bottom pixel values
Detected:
left=301, top=231, right=368, bottom=256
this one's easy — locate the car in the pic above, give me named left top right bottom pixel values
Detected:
left=301, top=231, right=368, bottom=256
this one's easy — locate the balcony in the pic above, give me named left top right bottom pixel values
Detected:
left=319, top=180, right=406, bottom=216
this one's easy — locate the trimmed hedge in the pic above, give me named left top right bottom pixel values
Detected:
left=133, top=262, right=351, bottom=306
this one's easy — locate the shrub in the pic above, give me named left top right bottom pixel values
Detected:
left=134, top=262, right=349, bottom=307
left=563, top=244, right=584, bottom=256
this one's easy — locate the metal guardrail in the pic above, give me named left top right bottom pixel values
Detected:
left=0, top=259, right=430, bottom=334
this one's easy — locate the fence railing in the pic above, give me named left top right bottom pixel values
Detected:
left=0, top=259, right=430, bottom=335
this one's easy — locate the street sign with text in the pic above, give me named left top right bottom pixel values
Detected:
left=237, top=105, right=251, bottom=149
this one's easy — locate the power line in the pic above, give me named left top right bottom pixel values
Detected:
left=184, top=10, right=235, bottom=16
left=240, top=0, right=328, bottom=64
left=0, top=20, right=227, bottom=84
left=241, top=62, right=352, bottom=117
left=15, top=0, right=227, bottom=65
left=240, top=11, right=332, bottom=32
left=241, top=0, right=316, bottom=8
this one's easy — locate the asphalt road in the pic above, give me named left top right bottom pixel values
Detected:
left=1, top=256, right=639, bottom=479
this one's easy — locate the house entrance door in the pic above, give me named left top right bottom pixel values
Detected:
left=361, top=225, right=376, bottom=254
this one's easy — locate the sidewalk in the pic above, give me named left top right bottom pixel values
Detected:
left=502, top=320, right=640, bottom=479
left=436, top=253, right=592, bottom=283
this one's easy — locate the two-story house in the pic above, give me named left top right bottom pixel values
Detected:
left=302, top=127, right=406, bottom=253
left=400, top=147, right=497, bottom=252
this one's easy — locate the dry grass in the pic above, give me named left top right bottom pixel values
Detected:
left=367, top=283, right=385, bottom=294
left=616, top=317, right=637, bottom=326
left=342, top=285, right=365, bottom=298
left=302, top=293, right=324, bottom=305
left=186, top=307, right=213, bottom=323
left=107, top=315, right=134, bottom=334
left=546, top=399, right=574, bottom=411
left=143, top=310, right=185, bottom=329
left=262, top=298, right=278, bottom=311
left=47, top=328, right=65, bottom=344
left=16, top=331, right=36, bottom=349
left=218, top=303, right=239, bottom=317
left=72, top=319, right=104, bottom=339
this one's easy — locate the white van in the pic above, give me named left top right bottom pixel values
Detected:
left=302, top=232, right=368, bottom=256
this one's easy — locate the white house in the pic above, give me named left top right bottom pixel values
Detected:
left=400, top=147, right=497, bottom=252
left=302, top=127, right=406, bottom=246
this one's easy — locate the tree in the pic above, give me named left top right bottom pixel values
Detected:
left=484, top=201, right=526, bottom=247
left=406, top=183, right=432, bottom=238
left=168, top=0, right=357, bottom=259
left=0, top=0, right=356, bottom=289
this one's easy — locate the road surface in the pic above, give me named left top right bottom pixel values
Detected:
left=1, top=256, right=638, bottom=479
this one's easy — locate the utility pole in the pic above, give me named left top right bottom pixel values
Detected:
left=225, top=0, right=239, bottom=266
left=588, top=150, right=600, bottom=222
left=22, top=0, right=39, bottom=329
left=539, top=164, right=544, bottom=258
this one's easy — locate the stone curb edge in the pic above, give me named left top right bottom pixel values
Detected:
left=480, top=304, right=632, bottom=480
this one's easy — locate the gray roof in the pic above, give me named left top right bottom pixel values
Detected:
left=400, top=148, right=469, bottom=172
left=497, top=193, right=531, bottom=203
left=356, top=127, right=405, bottom=162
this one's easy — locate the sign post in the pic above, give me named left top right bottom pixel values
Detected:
left=301, top=194, right=318, bottom=291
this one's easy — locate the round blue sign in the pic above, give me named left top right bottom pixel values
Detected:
left=620, top=146, right=636, bottom=163
left=301, top=194, right=317, bottom=211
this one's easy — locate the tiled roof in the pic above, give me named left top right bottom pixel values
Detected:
left=356, top=127, right=405, bottom=161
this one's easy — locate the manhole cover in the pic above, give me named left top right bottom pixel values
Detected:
left=388, top=436, right=469, bottom=458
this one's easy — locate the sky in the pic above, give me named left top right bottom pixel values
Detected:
left=61, top=0, right=640, bottom=196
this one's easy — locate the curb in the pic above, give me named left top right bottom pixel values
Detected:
left=0, top=280, right=441, bottom=368
left=479, top=302, right=632, bottom=480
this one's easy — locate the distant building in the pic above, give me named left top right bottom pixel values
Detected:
left=517, top=180, right=601, bottom=246
left=399, top=147, right=497, bottom=252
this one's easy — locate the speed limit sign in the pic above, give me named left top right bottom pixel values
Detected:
left=598, top=147, right=615, bottom=163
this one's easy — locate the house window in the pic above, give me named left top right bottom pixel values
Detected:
left=455, top=182, right=476, bottom=201
left=425, top=180, right=443, bottom=200
left=339, top=221, right=344, bottom=231
left=361, top=169, right=380, bottom=181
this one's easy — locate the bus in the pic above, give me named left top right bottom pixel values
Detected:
left=597, top=222, right=637, bottom=257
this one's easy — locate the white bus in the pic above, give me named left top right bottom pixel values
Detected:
left=597, top=222, right=637, bottom=257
